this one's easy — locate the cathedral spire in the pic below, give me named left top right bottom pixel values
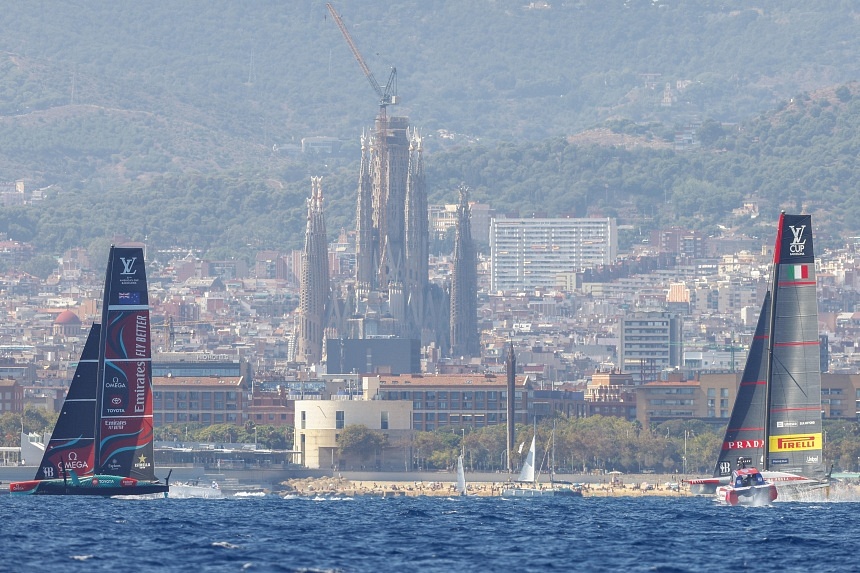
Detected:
left=296, top=176, right=330, bottom=365
left=450, top=184, right=479, bottom=358
left=404, top=129, right=428, bottom=339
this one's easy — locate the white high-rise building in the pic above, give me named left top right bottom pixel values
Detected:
left=489, top=217, right=617, bottom=292
left=619, top=309, right=684, bottom=380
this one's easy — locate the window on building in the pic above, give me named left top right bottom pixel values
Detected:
left=336, top=410, right=344, bottom=429
left=300, top=411, right=306, bottom=429
left=381, top=411, right=389, bottom=430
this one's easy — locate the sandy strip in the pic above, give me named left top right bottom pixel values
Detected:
left=282, top=477, right=692, bottom=498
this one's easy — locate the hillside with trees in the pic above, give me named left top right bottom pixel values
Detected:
left=0, top=2, right=859, bottom=260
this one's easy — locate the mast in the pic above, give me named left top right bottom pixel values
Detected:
left=93, top=248, right=115, bottom=465
left=551, top=421, right=555, bottom=485
left=505, top=341, right=516, bottom=472
left=762, top=214, right=781, bottom=472
left=532, top=416, right=537, bottom=485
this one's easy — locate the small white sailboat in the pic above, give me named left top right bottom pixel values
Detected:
left=455, top=454, right=467, bottom=496
left=501, top=424, right=581, bottom=498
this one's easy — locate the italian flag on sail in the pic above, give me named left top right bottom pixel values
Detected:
left=787, top=264, right=809, bottom=279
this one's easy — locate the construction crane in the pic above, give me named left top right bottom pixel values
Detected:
left=326, top=3, right=398, bottom=111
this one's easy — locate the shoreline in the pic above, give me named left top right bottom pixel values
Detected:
left=281, top=475, right=693, bottom=498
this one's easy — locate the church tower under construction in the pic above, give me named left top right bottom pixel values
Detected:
left=296, top=177, right=331, bottom=365
left=323, top=4, right=454, bottom=366
left=349, top=115, right=444, bottom=347
left=449, top=185, right=479, bottom=358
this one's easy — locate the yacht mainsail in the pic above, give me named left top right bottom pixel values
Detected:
left=691, top=213, right=828, bottom=496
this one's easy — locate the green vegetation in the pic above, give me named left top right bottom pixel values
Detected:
left=153, top=422, right=293, bottom=450
left=0, top=3, right=858, bottom=260
left=6, top=408, right=860, bottom=473
left=5, top=85, right=860, bottom=260
left=0, top=406, right=58, bottom=446
left=337, top=425, right=387, bottom=463
left=416, top=417, right=860, bottom=475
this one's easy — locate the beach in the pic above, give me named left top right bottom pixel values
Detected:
left=281, top=474, right=692, bottom=498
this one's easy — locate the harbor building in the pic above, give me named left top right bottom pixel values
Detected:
left=152, top=375, right=246, bottom=426
left=489, top=216, right=617, bottom=293
left=633, top=371, right=860, bottom=427
left=584, top=370, right=638, bottom=420
left=294, top=376, right=411, bottom=470
left=373, top=373, right=585, bottom=432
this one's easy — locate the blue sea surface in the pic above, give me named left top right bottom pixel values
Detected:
left=0, top=495, right=855, bottom=572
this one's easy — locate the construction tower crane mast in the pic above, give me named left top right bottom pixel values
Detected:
left=326, top=3, right=398, bottom=110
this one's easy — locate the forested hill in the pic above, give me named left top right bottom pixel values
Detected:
left=0, top=2, right=859, bottom=263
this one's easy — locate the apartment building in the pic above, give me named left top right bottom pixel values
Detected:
left=489, top=216, right=617, bottom=292
left=152, top=375, right=246, bottom=426
left=0, top=379, right=23, bottom=413
left=635, top=371, right=730, bottom=427
left=619, top=309, right=683, bottom=380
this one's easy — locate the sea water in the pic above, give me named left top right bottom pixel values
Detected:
left=0, top=495, right=855, bottom=572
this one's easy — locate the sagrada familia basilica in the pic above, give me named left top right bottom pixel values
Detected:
left=295, top=113, right=479, bottom=368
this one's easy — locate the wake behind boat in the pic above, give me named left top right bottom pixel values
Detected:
left=10, top=247, right=170, bottom=496
left=689, top=213, right=829, bottom=503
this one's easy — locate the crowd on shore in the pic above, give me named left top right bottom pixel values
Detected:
left=281, top=476, right=692, bottom=498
